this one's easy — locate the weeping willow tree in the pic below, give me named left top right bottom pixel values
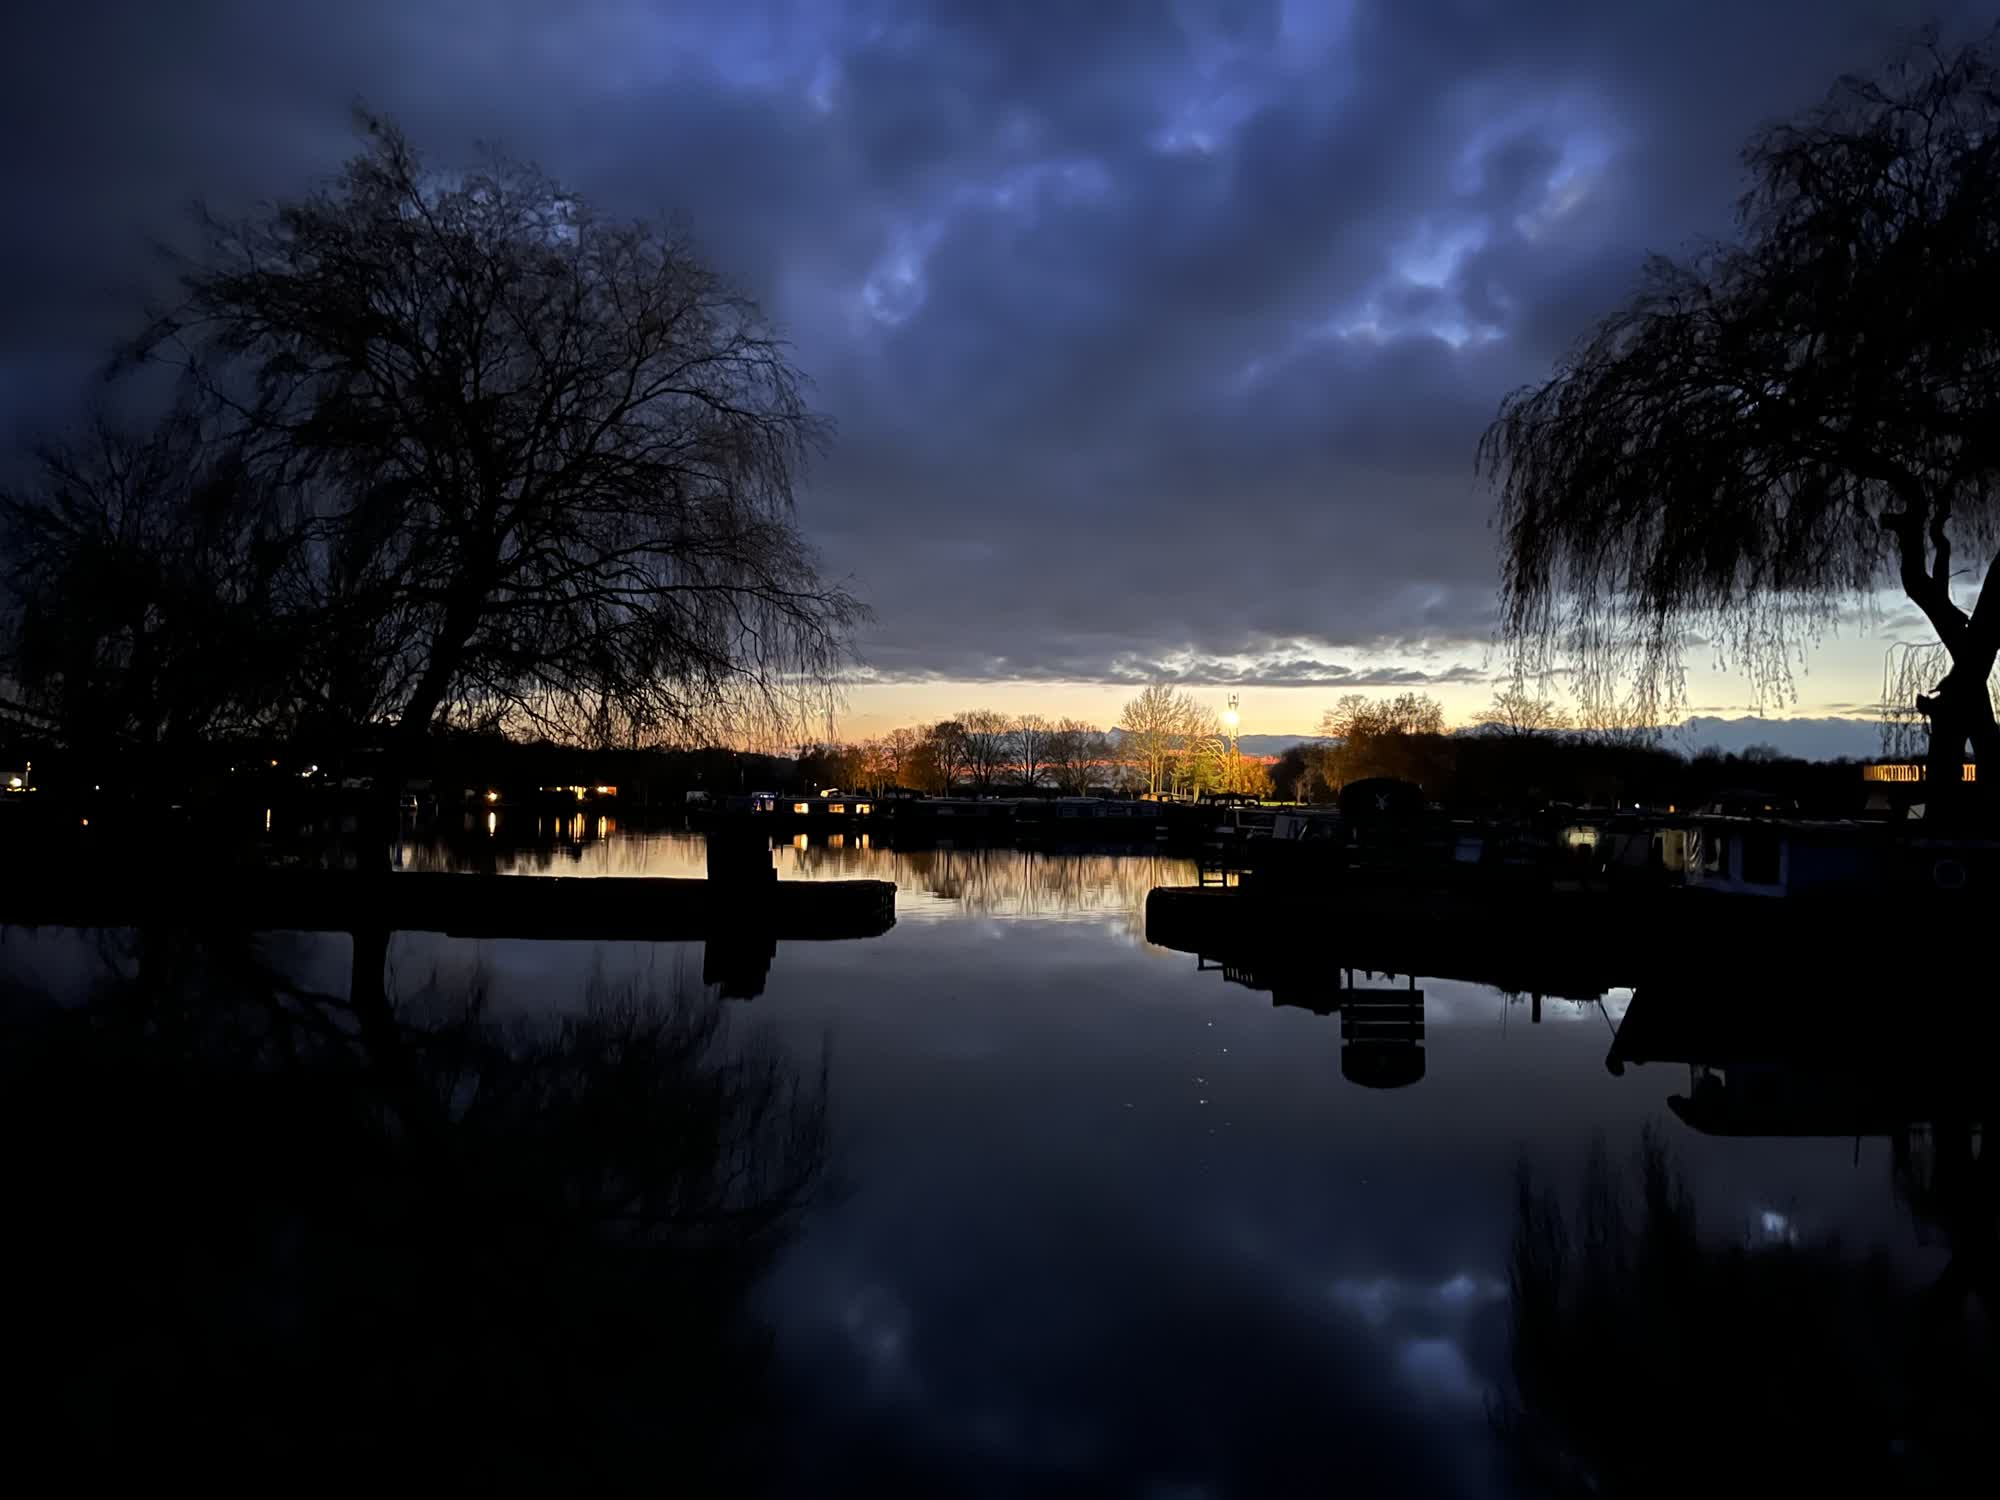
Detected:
left=1481, top=33, right=2000, bottom=824
left=129, top=112, right=862, bottom=761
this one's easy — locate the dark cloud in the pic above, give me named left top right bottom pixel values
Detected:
left=1, top=0, right=1982, bottom=683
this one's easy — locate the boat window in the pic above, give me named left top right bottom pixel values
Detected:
left=1741, top=831, right=1780, bottom=886
left=1703, top=832, right=1726, bottom=874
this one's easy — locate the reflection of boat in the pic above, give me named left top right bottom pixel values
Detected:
left=1340, top=975, right=1426, bottom=1089
left=1605, top=961, right=2000, bottom=1327
left=1606, top=966, right=1995, bottom=1138
left=1149, top=887, right=1620, bottom=998
left=1193, top=953, right=1428, bottom=1088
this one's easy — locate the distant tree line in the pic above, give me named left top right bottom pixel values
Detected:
left=1265, top=687, right=1875, bottom=813
left=791, top=680, right=1884, bottom=813
left=793, top=687, right=1275, bottom=799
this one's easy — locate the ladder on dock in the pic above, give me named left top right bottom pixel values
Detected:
left=1196, top=839, right=1249, bottom=887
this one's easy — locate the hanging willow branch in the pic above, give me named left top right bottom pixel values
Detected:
left=1480, top=31, right=2000, bottom=782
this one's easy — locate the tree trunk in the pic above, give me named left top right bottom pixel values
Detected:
left=1920, top=644, right=1996, bottom=830
left=347, top=922, right=442, bottom=1143
left=363, top=581, right=487, bottom=869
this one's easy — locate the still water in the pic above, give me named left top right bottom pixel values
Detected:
left=5, top=830, right=1987, bottom=1494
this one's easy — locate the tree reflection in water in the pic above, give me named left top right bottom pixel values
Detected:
left=1501, top=1128, right=1997, bottom=1498
left=403, top=829, right=1199, bottom=932
left=2, top=932, right=826, bottom=1488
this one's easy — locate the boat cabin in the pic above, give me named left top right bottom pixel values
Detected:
left=1683, top=816, right=1886, bottom=898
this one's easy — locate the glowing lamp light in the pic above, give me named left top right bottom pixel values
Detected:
left=485, top=790, right=501, bottom=803
left=6, top=776, right=21, bottom=789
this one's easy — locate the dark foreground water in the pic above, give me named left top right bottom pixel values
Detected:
left=4, top=830, right=1992, bottom=1495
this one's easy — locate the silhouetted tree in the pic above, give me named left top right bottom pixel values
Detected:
left=955, top=708, right=1014, bottom=792
left=1044, top=716, right=1114, bottom=794
left=1483, top=34, right=2000, bottom=824
left=1013, top=712, right=1051, bottom=789
left=1569, top=694, right=1663, bottom=750
left=1319, top=691, right=1446, bottom=741
left=920, top=718, right=969, bottom=793
left=880, top=725, right=921, bottom=788
left=1269, top=743, right=1313, bottom=802
left=1475, top=687, right=1572, bottom=737
left=1316, top=691, right=1446, bottom=788
left=132, top=113, right=861, bottom=774
left=0, top=404, right=305, bottom=764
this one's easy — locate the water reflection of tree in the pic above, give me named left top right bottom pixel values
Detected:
left=1501, top=1129, right=1997, bottom=1497
left=2, top=933, right=825, bottom=1488
left=885, top=847, right=1196, bottom=925
left=399, top=830, right=1195, bottom=924
left=762, top=839, right=1196, bottom=921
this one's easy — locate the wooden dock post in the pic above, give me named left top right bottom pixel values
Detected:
left=706, top=828, right=776, bottom=885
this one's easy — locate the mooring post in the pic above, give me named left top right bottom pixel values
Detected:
left=706, top=828, right=777, bottom=885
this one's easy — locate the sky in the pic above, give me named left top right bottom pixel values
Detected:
left=2, top=0, right=1990, bottom=744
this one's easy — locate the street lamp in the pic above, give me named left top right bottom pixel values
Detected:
left=1223, top=694, right=1240, bottom=759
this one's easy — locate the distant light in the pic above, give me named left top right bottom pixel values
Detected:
left=486, top=810, right=497, bottom=835
left=793, top=801, right=810, bottom=814
left=79, top=817, right=88, bottom=827
left=1223, top=710, right=1239, bottom=729
left=485, top=790, right=500, bottom=803
left=593, top=784, right=614, bottom=795
left=6, top=776, right=20, bottom=789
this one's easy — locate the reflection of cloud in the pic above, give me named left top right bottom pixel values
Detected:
left=1331, top=1271, right=1506, bottom=1327
left=1758, top=1209, right=1800, bottom=1245
left=842, top=1283, right=920, bottom=1396
left=1396, top=1337, right=1484, bottom=1406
